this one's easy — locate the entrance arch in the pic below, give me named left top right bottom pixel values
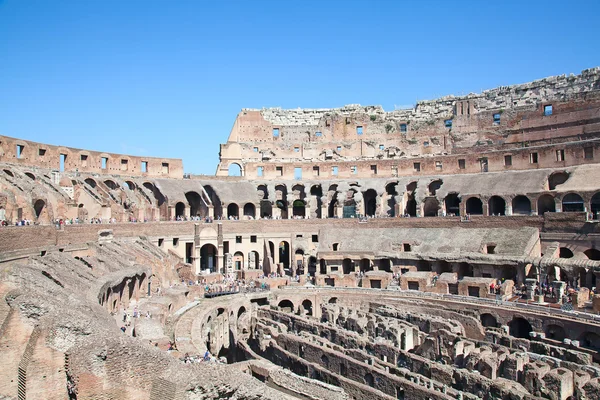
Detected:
left=185, top=191, right=203, bottom=217
left=363, top=189, right=377, bottom=217
left=480, top=313, right=498, bottom=328
left=342, top=258, right=354, bottom=275
left=488, top=196, right=506, bottom=216
left=175, top=202, right=185, bottom=219
left=562, top=193, right=584, bottom=212
left=279, top=241, right=290, bottom=270
left=227, top=203, right=239, bottom=219
left=228, top=163, right=242, bottom=176
left=591, top=192, right=600, bottom=219
left=200, top=244, right=218, bottom=273
left=512, top=195, right=531, bottom=215
left=423, top=197, right=440, bottom=217
left=537, top=194, right=556, bottom=214
left=33, top=199, right=45, bottom=218
left=466, top=197, right=483, bottom=215
left=509, top=317, right=533, bottom=338
left=243, top=203, right=255, bottom=219
left=444, top=193, right=461, bottom=216
left=545, top=324, right=566, bottom=341
left=584, top=248, right=600, bottom=260
left=301, top=299, right=313, bottom=316
left=233, top=252, right=244, bottom=270
left=278, top=300, right=294, bottom=313
left=292, top=200, right=305, bottom=218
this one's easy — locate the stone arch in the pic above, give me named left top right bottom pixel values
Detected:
left=428, top=179, right=443, bottom=196
left=509, top=317, right=533, bottom=339
left=559, top=247, right=574, bottom=258
left=3, top=169, right=14, bottom=177
left=584, top=248, right=600, bottom=260
left=423, top=197, right=440, bottom=217
left=301, top=299, right=313, bottom=316
left=278, top=241, right=290, bottom=270
left=480, top=313, right=498, bottom=328
left=364, top=372, right=375, bottom=388
left=444, top=193, right=461, bottom=216
left=185, top=191, right=203, bottom=217
left=243, top=203, right=255, bottom=219
left=249, top=250, right=260, bottom=269
left=310, top=184, right=323, bottom=219
left=25, top=172, right=36, bottom=180
left=465, top=197, right=483, bottom=215
left=277, top=299, right=294, bottom=312
left=228, top=162, right=243, bottom=176
left=512, top=195, right=531, bottom=215
left=591, top=192, right=600, bottom=219
left=292, top=199, right=306, bottom=217
left=200, top=243, right=218, bottom=272
left=562, top=193, right=584, bottom=212
left=579, top=331, right=600, bottom=351
left=227, top=203, right=239, bottom=218
left=203, top=185, right=222, bottom=218
left=175, top=202, right=185, bottom=218
left=104, top=179, right=117, bottom=190
left=125, top=180, right=135, bottom=190
left=548, top=171, right=570, bottom=190
left=363, top=189, right=378, bottom=217
left=84, top=178, right=97, bottom=188
left=537, top=194, right=556, bottom=214
left=342, top=258, right=354, bottom=274
left=33, top=199, right=45, bottom=218
left=545, top=324, right=566, bottom=341
left=360, top=258, right=371, bottom=272
left=488, top=196, right=506, bottom=216
left=233, top=251, right=244, bottom=270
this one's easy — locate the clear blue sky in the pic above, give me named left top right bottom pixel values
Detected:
left=0, top=0, right=599, bottom=175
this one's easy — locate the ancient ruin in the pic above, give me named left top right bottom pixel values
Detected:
left=1, top=68, right=600, bottom=399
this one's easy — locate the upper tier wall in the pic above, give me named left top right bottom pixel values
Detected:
left=0, top=135, right=183, bottom=178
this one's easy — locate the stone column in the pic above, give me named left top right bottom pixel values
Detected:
left=525, top=278, right=537, bottom=301
left=553, top=280, right=566, bottom=304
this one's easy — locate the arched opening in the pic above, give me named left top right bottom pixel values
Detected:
left=308, top=256, right=317, bottom=276
left=175, top=202, right=185, bottom=219
left=423, top=197, right=440, bottom=217
left=364, top=373, right=375, bottom=388
left=319, top=259, right=327, bottom=275
left=249, top=250, right=260, bottom=269
left=200, top=244, right=218, bottom=273
left=3, top=169, right=13, bottom=177
left=405, top=182, right=417, bottom=217
left=545, top=324, right=566, bottom=341
left=33, top=199, right=45, bottom=218
left=343, top=191, right=357, bottom=218
left=380, top=258, right=392, bottom=272
left=25, top=172, right=35, bottom=180
left=537, top=194, right=556, bottom=215
left=279, top=241, right=290, bottom=270
left=275, top=184, right=288, bottom=219
left=227, top=203, right=239, bottom=219
left=328, top=185, right=339, bottom=218
left=243, top=203, right=255, bottom=219
left=590, top=192, right=600, bottom=219
left=480, top=313, right=498, bottom=328
left=428, top=179, right=443, bottom=196
left=278, top=300, right=294, bottom=313
left=363, top=189, right=378, bottom=217
left=342, top=258, right=354, bottom=275
left=385, top=182, right=398, bottom=217
left=360, top=258, right=371, bottom=272
left=444, top=193, right=461, bottom=216
left=465, top=197, right=483, bottom=215
left=562, top=193, right=584, bottom=212
left=233, top=251, right=244, bottom=270
left=310, top=185, right=323, bottom=219
left=125, top=180, right=135, bottom=190
left=84, top=178, right=97, bottom=188
left=509, top=317, right=533, bottom=339
left=548, top=171, right=569, bottom=190
left=301, top=299, right=313, bottom=316
left=104, top=180, right=117, bottom=190
left=512, top=195, right=531, bottom=215
left=488, top=196, right=506, bottom=216
left=321, top=354, right=330, bottom=369
left=228, top=163, right=242, bottom=176
left=559, top=247, right=574, bottom=258
left=185, top=191, right=203, bottom=217
left=328, top=297, right=338, bottom=304
left=203, top=185, right=222, bottom=218
left=580, top=332, right=600, bottom=351
left=584, top=248, right=600, bottom=260
left=294, top=249, right=304, bottom=274
left=258, top=186, right=272, bottom=218
left=292, top=200, right=305, bottom=217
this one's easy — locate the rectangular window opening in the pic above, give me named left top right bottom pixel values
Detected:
left=162, top=162, right=169, bottom=174
left=435, top=161, right=443, bottom=171
left=250, top=235, right=257, bottom=243
left=336, top=146, right=342, bottom=152
left=158, top=238, right=164, bottom=247
left=38, top=148, right=46, bottom=156
left=253, top=147, right=259, bottom=152
left=236, top=235, right=242, bottom=244
left=544, top=105, right=553, bottom=116
left=59, top=154, right=67, bottom=172
left=556, top=149, right=565, bottom=162
left=332, top=166, right=338, bottom=176
left=356, top=126, right=363, bottom=135
left=400, top=123, right=407, bottom=133
left=16, top=144, right=24, bottom=159
left=141, top=161, right=148, bottom=173
left=444, top=119, right=453, bottom=128
left=493, top=113, right=501, bottom=125
left=312, top=234, right=318, bottom=242
left=351, top=166, right=357, bottom=174
left=294, top=146, right=300, bottom=152
left=486, top=245, right=496, bottom=254
left=370, top=165, right=377, bottom=175
left=530, top=152, right=538, bottom=164
left=276, top=166, right=283, bottom=176
left=101, top=157, right=108, bottom=169
left=273, top=128, right=280, bottom=137
left=504, top=155, right=512, bottom=166
left=584, top=147, right=594, bottom=159
left=294, top=167, right=302, bottom=180
left=379, top=144, right=385, bottom=150
left=121, top=159, right=128, bottom=171
left=257, top=166, right=264, bottom=177
left=413, top=162, right=421, bottom=172
left=403, top=243, right=411, bottom=252
left=173, top=238, right=179, bottom=247
left=458, top=159, right=466, bottom=169
left=312, top=166, right=319, bottom=176
left=315, top=131, right=322, bottom=137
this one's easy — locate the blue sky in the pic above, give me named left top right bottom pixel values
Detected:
left=0, top=0, right=599, bottom=174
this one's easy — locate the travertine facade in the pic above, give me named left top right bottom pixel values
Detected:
left=1, top=68, right=600, bottom=399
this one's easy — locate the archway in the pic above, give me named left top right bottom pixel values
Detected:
left=279, top=241, right=290, bottom=270
left=243, top=203, right=255, bottom=219
left=33, top=199, right=45, bottom=218
left=249, top=250, right=260, bottom=269
left=360, top=259, right=371, bottom=272
left=227, top=203, right=239, bottom=219
left=292, top=200, right=306, bottom=218
left=294, top=249, right=304, bottom=274
left=548, top=171, right=569, bottom=190
left=308, top=256, right=317, bottom=276
left=488, top=196, right=506, bottom=216
left=25, top=172, right=35, bottom=180
left=278, top=300, right=294, bottom=313
left=228, top=163, right=242, bottom=176
left=233, top=251, right=244, bottom=270
left=545, top=325, right=566, bottom=341
left=363, top=189, right=377, bottom=217
left=480, top=313, right=498, bottom=328
left=512, top=195, right=531, bottom=215
left=591, top=192, right=600, bottom=219
left=584, top=248, right=600, bottom=260
left=380, top=259, right=392, bottom=272
left=405, top=182, right=417, bottom=217
left=580, top=332, right=600, bottom=351
left=175, top=202, right=185, bottom=219
left=559, top=247, right=574, bottom=258
left=423, top=197, right=440, bottom=217
left=509, top=317, right=533, bottom=338
left=200, top=244, right=218, bottom=272
left=342, top=258, right=354, bottom=275
left=84, top=178, right=97, bottom=188
left=428, top=179, right=443, bottom=196
left=466, top=197, right=483, bottom=215
left=562, top=193, right=584, bottom=212
left=310, top=185, right=323, bottom=218
left=444, top=193, right=461, bottom=216
left=364, top=373, right=375, bottom=388
left=385, top=182, right=398, bottom=217
left=328, top=185, right=339, bottom=218
left=104, top=180, right=117, bottom=190
left=458, top=262, right=473, bottom=278
left=537, top=194, right=556, bottom=215
left=185, top=191, right=203, bottom=217
left=301, top=299, right=313, bottom=316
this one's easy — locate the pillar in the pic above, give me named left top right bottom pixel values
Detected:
left=525, top=278, right=537, bottom=301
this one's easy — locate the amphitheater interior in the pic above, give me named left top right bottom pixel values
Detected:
left=1, top=68, right=600, bottom=400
